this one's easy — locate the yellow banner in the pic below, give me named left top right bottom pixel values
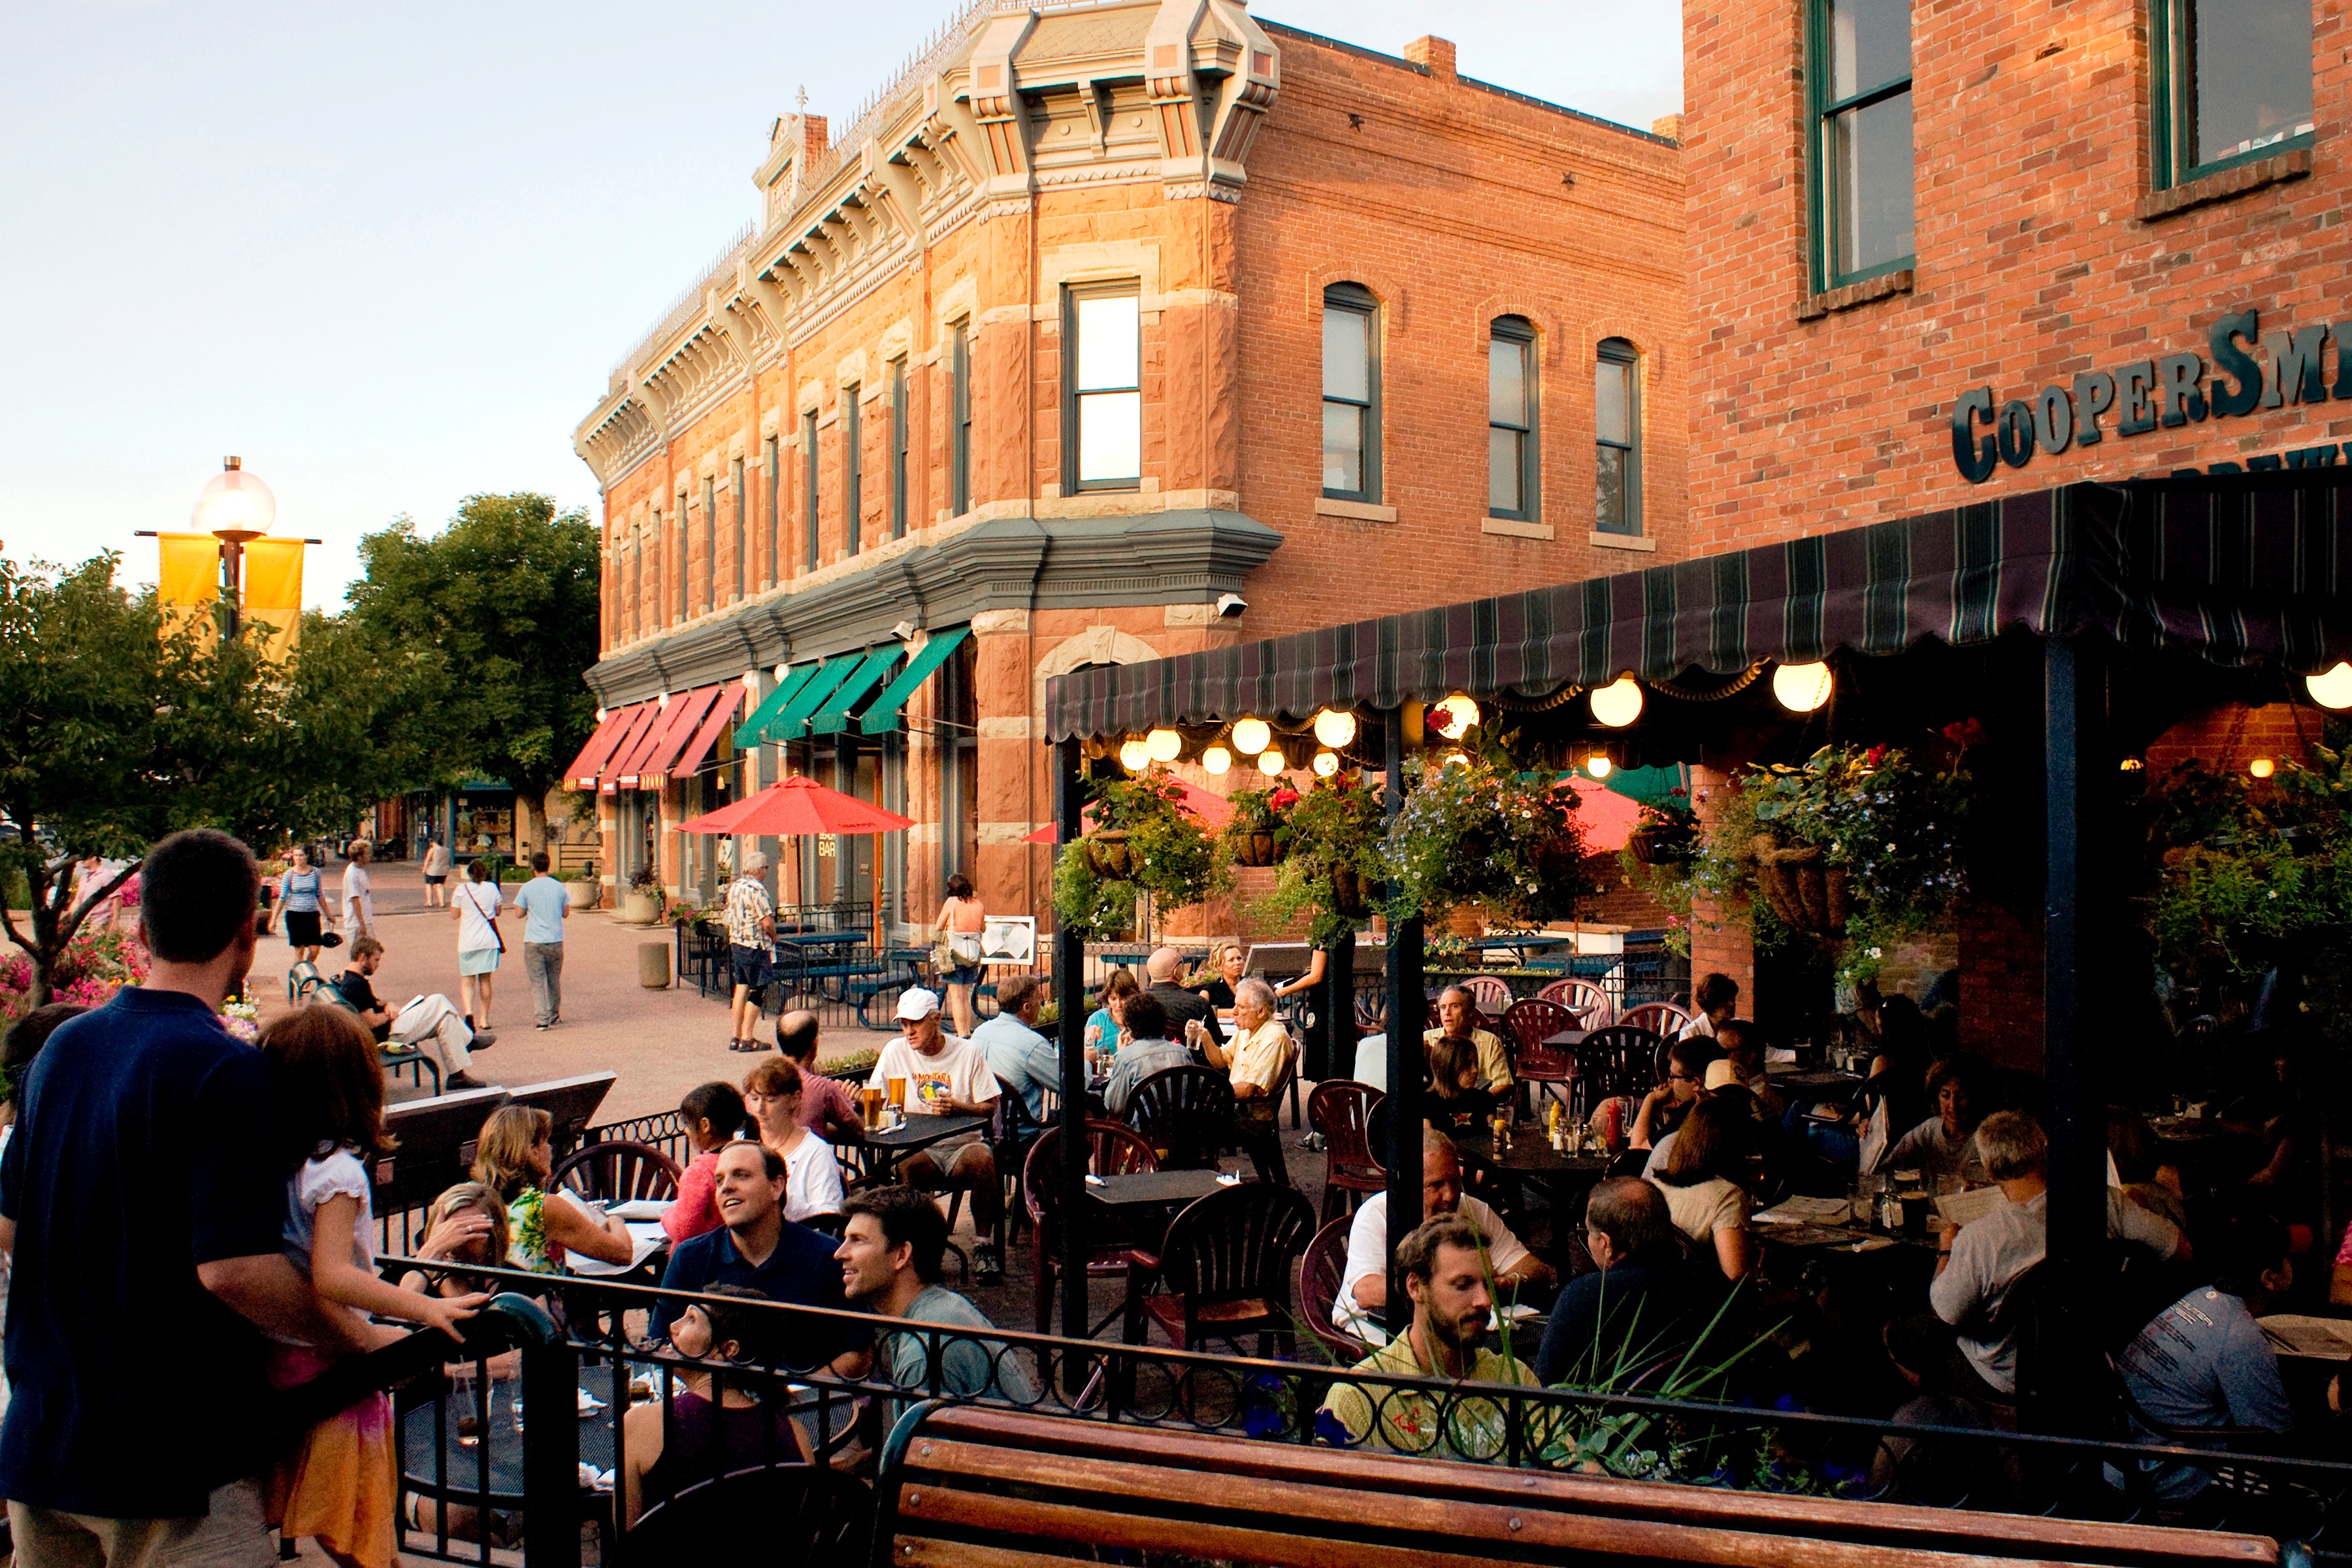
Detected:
left=155, top=532, right=219, bottom=649
left=242, top=537, right=306, bottom=663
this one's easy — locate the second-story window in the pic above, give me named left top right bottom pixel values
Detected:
left=764, top=435, right=779, bottom=587
left=701, top=476, right=717, bottom=612
left=630, top=521, right=643, bottom=639
left=949, top=320, right=972, bottom=518
left=1594, top=339, right=1642, bottom=538
left=2154, top=0, right=2314, bottom=188
left=889, top=357, right=909, bottom=539
left=1488, top=318, right=1537, bottom=521
left=1322, top=282, right=1380, bottom=502
left=675, top=491, right=689, bottom=624
left=801, top=409, right=819, bottom=574
left=1066, top=285, right=1141, bottom=490
left=844, top=384, right=863, bottom=556
left=1810, top=0, right=1914, bottom=289
left=730, top=457, right=745, bottom=601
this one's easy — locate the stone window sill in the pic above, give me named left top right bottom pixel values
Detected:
left=1315, top=496, right=1397, bottom=523
left=1795, top=269, right=1914, bottom=322
left=1482, top=517, right=1554, bottom=540
left=1589, top=531, right=1656, bottom=552
left=2138, top=146, right=2313, bottom=221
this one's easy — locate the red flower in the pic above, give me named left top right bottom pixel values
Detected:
left=1270, top=788, right=1300, bottom=810
left=1865, top=744, right=1889, bottom=769
left=1942, top=717, right=1987, bottom=750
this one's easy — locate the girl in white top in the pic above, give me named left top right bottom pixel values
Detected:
left=743, top=1058, right=845, bottom=1222
left=1645, top=1098, right=1756, bottom=1281
left=451, top=858, right=504, bottom=1030
left=261, top=1005, right=489, bottom=1568
left=340, top=840, right=375, bottom=940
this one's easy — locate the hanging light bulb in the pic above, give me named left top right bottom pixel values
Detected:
left=2250, top=757, right=2277, bottom=779
left=1118, top=737, right=1151, bottom=771
left=1584, top=754, right=1613, bottom=779
left=1772, top=661, right=1834, bottom=713
left=1145, top=727, right=1182, bottom=762
left=2308, top=662, right=2352, bottom=710
left=2119, top=757, right=2146, bottom=772
left=1589, top=676, right=1644, bottom=728
left=1257, top=748, right=1286, bottom=777
left=1232, top=715, right=1272, bottom=755
left=1441, top=751, right=1471, bottom=770
left=1313, top=749, right=1339, bottom=777
left=1312, top=708, right=1358, bottom=748
left=1430, top=693, right=1481, bottom=738
left=1201, top=745, right=1232, bottom=776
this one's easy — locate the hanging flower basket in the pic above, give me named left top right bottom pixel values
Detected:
left=1750, top=836, right=1854, bottom=935
left=1085, top=828, right=1133, bottom=879
left=1627, top=818, right=1695, bottom=866
left=1329, top=865, right=1369, bottom=920
left=1233, top=828, right=1280, bottom=868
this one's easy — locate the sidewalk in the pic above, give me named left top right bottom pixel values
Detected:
left=250, top=860, right=901, bottom=1122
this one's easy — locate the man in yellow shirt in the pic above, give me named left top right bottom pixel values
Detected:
left=1318, top=1215, right=1546, bottom=1460
left=1194, top=977, right=1292, bottom=1183
left=1424, top=985, right=1514, bottom=1096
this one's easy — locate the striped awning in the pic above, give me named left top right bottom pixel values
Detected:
left=1045, top=474, right=2352, bottom=742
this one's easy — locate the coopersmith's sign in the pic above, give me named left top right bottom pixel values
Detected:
left=1951, top=308, right=2349, bottom=482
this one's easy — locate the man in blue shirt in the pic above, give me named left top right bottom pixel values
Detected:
left=653, top=1141, right=869, bottom=1372
left=972, top=972, right=1059, bottom=1123
left=0, top=829, right=370, bottom=1563
left=511, top=851, right=569, bottom=1030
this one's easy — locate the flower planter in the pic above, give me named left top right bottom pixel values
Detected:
left=620, top=889, right=662, bottom=924
left=565, top=879, right=598, bottom=910
left=1232, top=829, right=1280, bottom=868
left=1627, top=820, right=1695, bottom=866
left=1085, top=830, right=1133, bottom=879
left=1328, top=866, right=1369, bottom=920
left=1751, top=836, right=1852, bottom=935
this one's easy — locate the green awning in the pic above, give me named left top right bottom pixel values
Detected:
left=762, top=653, right=864, bottom=744
left=1602, top=763, right=1690, bottom=811
left=809, top=645, right=904, bottom=736
left=860, top=627, right=971, bottom=734
left=732, top=663, right=820, bottom=750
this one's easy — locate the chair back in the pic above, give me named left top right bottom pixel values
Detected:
left=1124, top=1066, right=1236, bottom=1170
left=1157, top=1183, right=1316, bottom=1321
left=1576, top=1026, right=1664, bottom=1100
left=1537, top=977, right=1613, bottom=1029
left=1306, top=1082, right=1384, bottom=1173
left=622, top=1464, right=867, bottom=1567
left=1458, top=975, right=1514, bottom=1017
left=508, top=1071, right=618, bottom=1158
left=376, top=1085, right=512, bottom=1216
left=1299, top=1218, right=1371, bottom=1362
left=1499, top=1000, right=1576, bottom=1079
left=1617, top=1001, right=1690, bottom=1037
left=1021, top=1120, right=1159, bottom=1224
left=549, top=1138, right=681, bottom=1207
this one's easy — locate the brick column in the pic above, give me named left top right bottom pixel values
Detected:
left=970, top=609, right=1036, bottom=918
left=1687, top=764, right=1755, bottom=1004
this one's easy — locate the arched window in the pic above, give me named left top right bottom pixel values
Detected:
left=1321, top=282, right=1380, bottom=502
left=1594, top=339, right=1642, bottom=538
left=1488, top=317, right=1537, bottom=520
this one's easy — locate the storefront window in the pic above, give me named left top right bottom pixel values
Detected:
left=1595, top=340, right=1642, bottom=537
left=1810, top=0, right=1915, bottom=289
left=1488, top=318, right=1536, bottom=521
left=1066, top=286, right=1141, bottom=491
left=2155, top=0, right=2313, bottom=186
left=937, top=638, right=978, bottom=892
left=1321, top=283, right=1380, bottom=502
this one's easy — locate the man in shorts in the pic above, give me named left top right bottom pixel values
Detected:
left=725, top=850, right=777, bottom=1053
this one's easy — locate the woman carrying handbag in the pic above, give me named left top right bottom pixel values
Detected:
left=452, top=858, right=505, bottom=1032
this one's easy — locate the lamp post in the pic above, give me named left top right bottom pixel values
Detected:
left=191, top=456, right=276, bottom=639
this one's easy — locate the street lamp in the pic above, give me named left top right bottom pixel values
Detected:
left=191, top=457, right=276, bottom=638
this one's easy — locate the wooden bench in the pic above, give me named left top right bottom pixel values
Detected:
left=874, top=1404, right=2285, bottom=1568
left=552, top=843, right=598, bottom=878
left=375, top=1084, right=512, bottom=1222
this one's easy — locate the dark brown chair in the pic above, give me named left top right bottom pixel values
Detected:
left=1617, top=1001, right=1690, bottom=1038
left=1022, top=1120, right=1158, bottom=1335
left=1537, top=977, right=1613, bottom=1029
left=1306, top=1081, right=1386, bottom=1225
left=1123, top=1066, right=1235, bottom=1171
left=1507, top=1002, right=1579, bottom=1116
left=1298, top=1217, right=1372, bottom=1364
left=1120, top=1182, right=1317, bottom=1356
left=549, top=1138, right=681, bottom=1207
left=1576, top=1026, right=1665, bottom=1102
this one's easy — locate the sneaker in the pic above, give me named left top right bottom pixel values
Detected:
left=447, top=1071, right=490, bottom=1091
left=536, top=1022, right=549, bottom=1032
left=973, top=1243, right=1004, bottom=1285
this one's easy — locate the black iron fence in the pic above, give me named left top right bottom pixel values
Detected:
left=380, top=1264, right=2352, bottom=1567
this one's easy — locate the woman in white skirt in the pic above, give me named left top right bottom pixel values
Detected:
left=451, top=858, right=504, bottom=1032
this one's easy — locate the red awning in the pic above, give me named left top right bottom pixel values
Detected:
left=601, top=704, right=666, bottom=785
left=674, top=685, right=747, bottom=779
left=561, top=708, right=633, bottom=789
left=635, top=685, right=727, bottom=786
left=614, top=696, right=693, bottom=784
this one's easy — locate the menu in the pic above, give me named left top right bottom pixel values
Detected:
left=2257, top=1316, right=2352, bottom=1360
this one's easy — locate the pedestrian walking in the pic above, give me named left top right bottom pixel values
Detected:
left=278, top=843, right=329, bottom=965
left=724, top=851, right=776, bottom=1053
left=452, top=858, right=504, bottom=1032
left=340, top=839, right=375, bottom=943
left=934, top=872, right=987, bottom=1038
left=512, top=852, right=568, bottom=1030
left=421, top=835, right=453, bottom=908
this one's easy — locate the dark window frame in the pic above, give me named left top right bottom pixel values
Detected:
left=801, top=408, right=820, bottom=574
left=676, top=491, right=689, bottom=624
left=764, top=435, right=779, bottom=587
left=701, top=476, right=717, bottom=613
left=1805, top=0, right=1917, bottom=293
left=2149, top=0, right=2317, bottom=189
left=730, top=457, right=745, bottom=601
left=1320, top=282, right=1381, bottom=504
left=1062, top=281, right=1143, bottom=493
left=844, top=384, right=863, bottom=557
left=889, top=356, right=909, bottom=540
left=1594, top=338, right=1642, bottom=539
left=949, top=321, right=972, bottom=519
left=1487, top=316, right=1538, bottom=522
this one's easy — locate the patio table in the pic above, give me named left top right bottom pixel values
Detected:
left=401, top=1377, right=617, bottom=1507
left=843, top=1113, right=990, bottom=1188
left=1085, top=1169, right=1235, bottom=1214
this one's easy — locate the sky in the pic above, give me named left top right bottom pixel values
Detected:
left=0, top=1, right=1681, bottom=612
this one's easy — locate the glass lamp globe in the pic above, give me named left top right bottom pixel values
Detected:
left=1145, top=727, right=1182, bottom=762
left=1589, top=677, right=1644, bottom=728
left=1312, top=708, right=1358, bottom=748
left=1201, top=745, right=1232, bottom=776
left=1118, top=738, right=1151, bottom=771
left=1231, top=716, right=1271, bottom=755
left=2250, top=757, right=2277, bottom=779
left=1585, top=755, right=1613, bottom=779
left=1441, top=751, right=1471, bottom=770
left=2307, top=662, right=2352, bottom=710
left=191, top=459, right=276, bottom=537
left=1772, top=661, right=1835, bottom=713
left=1256, top=748, right=1285, bottom=776
left=1431, top=693, right=1480, bottom=738
left=1312, top=749, right=1339, bottom=777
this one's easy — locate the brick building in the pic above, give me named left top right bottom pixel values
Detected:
left=1678, top=0, right=2345, bottom=1037
left=564, top=0, right=1684, bottom=934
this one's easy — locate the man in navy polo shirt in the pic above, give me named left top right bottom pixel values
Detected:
left=0, top=829, right=370, bottom=1566
left=652, top=1139, right=869, bottom=1373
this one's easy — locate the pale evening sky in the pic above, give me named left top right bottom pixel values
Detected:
left=0, top=1, right=1681, bottom=610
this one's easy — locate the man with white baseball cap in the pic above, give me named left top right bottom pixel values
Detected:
left=866, top=987, right=1006, bottom=1282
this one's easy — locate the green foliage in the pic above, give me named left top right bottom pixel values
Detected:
left=346, top=493, right=600, bottom=809
left=1375, top=753, right=1590, bottom=928
left=1053, top=768, right=1219, bottom=938
left=1245, top=774, right=1385, bottom=947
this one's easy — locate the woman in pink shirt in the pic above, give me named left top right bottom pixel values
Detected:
left=662, top=1081, right=748, bottom=1244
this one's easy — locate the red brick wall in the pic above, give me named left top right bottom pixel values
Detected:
left=1684, top=0, right=2352, bottom=547
left=2144, top=702, right=2323, bottom=778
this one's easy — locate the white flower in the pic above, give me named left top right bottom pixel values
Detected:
left=1868, top=946, right=1883, bottom=959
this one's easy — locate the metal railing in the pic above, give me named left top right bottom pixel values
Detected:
left=378, top=1264, right=2351, bottom=1567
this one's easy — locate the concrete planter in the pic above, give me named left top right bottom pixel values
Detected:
left=565, top=880, right=598, bottom=910
left=621, top=889, right=663, bottom=925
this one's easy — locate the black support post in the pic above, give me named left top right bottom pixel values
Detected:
left=1382, top=712, right=1423, bottom=1337
left=2043, top=637, right=2107, bottom=1273
left=1053, top=738, right=1090, bottom=1342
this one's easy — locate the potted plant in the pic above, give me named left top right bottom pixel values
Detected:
left=1376, top=753, right=1591, bottom=928
left=1219, top=786, right=1297, bottom=868
left=1056, top=766, right=1221, bottom=940
left=1625, top=792, right=1697, bottom=866
left=621, top=866, right=663, bottom=925
left=1245, top=774, right=1381, bottom=944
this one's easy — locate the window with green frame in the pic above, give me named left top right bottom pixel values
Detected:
left=1808, top=0, right=1915, bottom=291
left=2152, top=0, right=2313, bottom=189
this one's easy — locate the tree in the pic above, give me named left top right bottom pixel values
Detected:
left=346, top=493, right=601, bottom=848
left=0, top=554, right=416, bottom=1004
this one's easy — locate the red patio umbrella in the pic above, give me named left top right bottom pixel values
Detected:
left=1021, top=778, right=1234, bottom=843
left=1564, top=777, right=1642, bottom=853
left=676, top=775, right=915, bottom=837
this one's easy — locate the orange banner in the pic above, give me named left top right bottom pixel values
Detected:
left=242, top=537, right=306, bottom=663
left=155, top=532, right=220, bottom=649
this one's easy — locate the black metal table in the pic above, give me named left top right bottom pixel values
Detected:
left=1451, top=1128, right=1612, bottom=1230
left=1085, top=1169, right=1233, bottom=1212
left=401, top=1379, right=617, bottom=1504
left=844, top=1112, right=989, bottom=1188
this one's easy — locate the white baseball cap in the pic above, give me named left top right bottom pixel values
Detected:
left=896, top=987, right=941, bottom=1021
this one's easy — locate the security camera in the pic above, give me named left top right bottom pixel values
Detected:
left=1215, top=593, right=1247, bottom=619
left=890, top=619, right=917, bottom=640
